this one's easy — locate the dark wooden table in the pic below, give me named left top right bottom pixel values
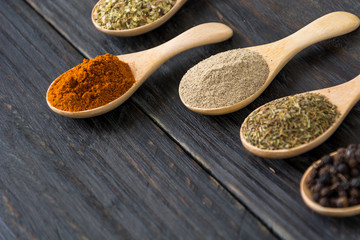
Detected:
left=1, top=0, right=360, bottom=239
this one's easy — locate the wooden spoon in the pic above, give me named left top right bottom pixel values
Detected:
left=300, top=153, right=360, bottom=217
left=91, top=0, right=187, bottom=37
left=46, top=23, right=233, bottom=118
left=181, top=11, right=360, bottom=115
left=240, top=74, right=360, bottom=159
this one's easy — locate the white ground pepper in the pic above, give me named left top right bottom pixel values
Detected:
left=179, top=49, right=269, bottom=109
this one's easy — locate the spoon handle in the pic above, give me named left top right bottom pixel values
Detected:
left=315, top=74, right=360, bottom=115
left=287, top=12, right=360, bottom=52
left=259, top=12, right=360, bottom=72
left=119, top=23, right=233, bottom=82
left=153, top=22, right=233, bottom=64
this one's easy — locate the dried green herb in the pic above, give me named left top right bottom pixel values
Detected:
left=93, top=0, right=176, bottom=30
left=242, top=93, right=340, bottom=150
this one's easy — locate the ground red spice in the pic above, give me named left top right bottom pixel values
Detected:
left=47, top=53, right=135, bottom=112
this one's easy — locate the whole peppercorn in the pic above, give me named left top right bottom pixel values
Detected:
left=330, top=198, right=338, bottom=206
left=347, top=144, right=357, bottom=156
left=350, top=188, right=359, bottom=198
left=309, top=168, right=318, bottom=178
left=351, top=168, right=360, bottom=177
left=337, top=163, right=349, bottom=174
left=333, top=148, right=346, bottom=164
left=355, top=149, right=360, bottom=161
left=318, top=173, right=331, bottom=185
left=350, top=178, right=360, bottom=188
left=338, top=190, right=347, bottom=197
left=339, top=181, right=350, bottom=190
left=348, top=158, right=358, bottom=168
left=319, top=197, right=329, bottom=207
left=312, top=192, right=320, bottom=202
left=306, top=144, right=360, bottom=208
left=349, top=197, right=359, bottom=206
left=319, top=165, right=331, bottom=176
left=306, top=177, right=316, bottom=186
left=320, top=187, right=332, bottom=197
left=320, top=155, right=332, bottom=165
left=313, top=183, right=323, bottom=193
left=329, top=166, right=336, bottom=175
left=330, top=182, right=339, bottom=191
left=336, top=197, right=348, bottom=208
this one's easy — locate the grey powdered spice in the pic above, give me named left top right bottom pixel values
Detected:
left=179, top=49, right=269, bottom=109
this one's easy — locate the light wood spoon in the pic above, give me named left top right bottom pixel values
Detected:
left=91, top=0, right=187, bottom=36
left=240, top=74, right=360, bottom=159
left=300, top=152, right=360, bottom=217
left=181, top=11, right=360, bottom=115
left=47, top=23, right=233, bottom=118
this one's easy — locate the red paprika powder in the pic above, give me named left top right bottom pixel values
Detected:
left=47, top=53, right=135, bottom=112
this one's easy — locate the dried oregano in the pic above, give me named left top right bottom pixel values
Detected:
left=242, top=93, right=340, bottom=150
left=93, top=0, right=176, bottom=30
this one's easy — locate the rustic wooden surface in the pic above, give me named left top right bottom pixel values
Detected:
left=1, top=0, right=360, bottom=239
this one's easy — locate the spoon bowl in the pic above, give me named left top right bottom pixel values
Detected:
left=300, top=154, right=360, bottom=217
left=91, top=0, right=187, bottom=37
left=47, top=23, right=233, bottom=118
left=181, top=11, right=360, bottom=115
left=240, top=75, right=360, bottom=159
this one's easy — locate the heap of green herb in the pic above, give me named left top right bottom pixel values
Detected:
left=242, top=93, right=340, bottom=150
left=93, top=0, right=176, bottom=30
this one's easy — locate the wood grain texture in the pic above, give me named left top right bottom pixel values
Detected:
left=4, top=0, right=360, bottom=239
left=0, top=0, right=275, bottom=239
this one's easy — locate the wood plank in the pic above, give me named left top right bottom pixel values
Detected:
left=23, top=0, right=360, bottom=239
left=0, top=218, right=16, bottom=240
left=0, top=0, right=275, bottom=239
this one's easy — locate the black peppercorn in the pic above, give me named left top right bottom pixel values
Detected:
left=309, top=168, right=318, bottom=178
left=351, top=168, right=360, bottom=177
left=313, top=183, right=323, bottom=193
left=337, top=163, right=349, bottom=175
left=319, top=165, right=330, bottom=176
left=350, top=178, right=360, bottom=188
left=319, top=197, right=329, bottom=207
left=333, top=148, right=346, bottom=164
left=318, top=174, right=331, bottom=185
left=347, top=145, right=357, bottom=157
left=350, top=188, right=359, bottom=198
left=330, top=198, right=338, bottom=206
left=349, top=197, right=359, bottom=206
left=336, top=197, right=348, bottom=208
left=329, top=166, right=336, bottom=175
left=348, top=158, right=358, bottom=168
left=320, top=187, right=331, bottom=197
left=330, top=182, right=339, bottom=191
left=355, top=149, right=360, bottom=161
left=321, top=155, right=332, bottom=165
left=306, top=144, right=360, bottom=208
left=312, top=192, right=320, bottom=202
left=338, top=190, right=347, bottom=197
left=339, top=181, right=350, bottom=190
left=306, top=177, right=316, bottom=186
